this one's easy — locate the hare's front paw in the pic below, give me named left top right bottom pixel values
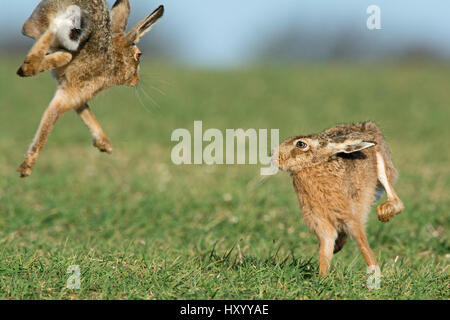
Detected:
left=93, top=137, right=113, bottom=154
left=17, top=161, right=33, bottom=178
left=377, top=200, right=403, bottom=222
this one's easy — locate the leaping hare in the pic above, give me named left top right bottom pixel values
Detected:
left=16, top=0, right=164, bottom=178
left=274, top=121, right=404, bottom=277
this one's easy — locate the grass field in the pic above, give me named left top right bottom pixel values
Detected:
left=0, top=57, right=449, bottom=299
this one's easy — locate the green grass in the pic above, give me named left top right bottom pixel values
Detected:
left=0, top=58, right=449, bottom=299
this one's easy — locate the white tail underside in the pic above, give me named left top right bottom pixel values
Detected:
left=50, top=5, right=82, bottom=51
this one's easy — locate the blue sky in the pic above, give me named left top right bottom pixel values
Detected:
left=1, top=0, right=449, bottom=67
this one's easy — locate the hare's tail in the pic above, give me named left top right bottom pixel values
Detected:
left=51, top=5, right=91, bottom=52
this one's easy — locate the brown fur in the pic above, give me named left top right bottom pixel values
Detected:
left=16, top=0, right=164, bottom=178
left=274, top=121, right=404, bottom=277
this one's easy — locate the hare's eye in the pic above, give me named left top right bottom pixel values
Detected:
left=135, top=53, right=142, bottom=61
left=296, top=141, right=308, bottom=150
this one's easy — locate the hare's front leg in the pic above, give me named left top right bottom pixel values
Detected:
left=76, top=104, right=113, bottom=154
left=316, top=226, right=338, bottom=278
left=318, top=238, right=336, bottom=277
left=350, top=223, right=377, bottom=268
left=17, top=91, right=72, bottom=178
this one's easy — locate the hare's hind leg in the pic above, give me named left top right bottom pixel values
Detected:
left=17, top=29, right=55, bottom=77
left=17, top=30, right=73, bottom=77
left=38, top=51, right=73, bottom=74
left=375, top=152, right=404, bottom=222
left=76, top=104, right=113, bottom=154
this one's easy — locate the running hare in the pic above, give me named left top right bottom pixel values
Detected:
left=274, top=121, right=404, bottom=277
left=16, top=0, right=164, bottom=178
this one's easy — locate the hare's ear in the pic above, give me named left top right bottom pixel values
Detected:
left=126, top=5, right=164, bottom=45
left=328, top=140, right=376, bottom=155
left=111, top=0, right=131, bottom=33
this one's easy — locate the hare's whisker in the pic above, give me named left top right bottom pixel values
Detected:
left=246, top=174, right=271, bottom=191
left=140, top=72, right=172, bottom=86
left=134, top=87, right=152, bottom=114
left=139, top=75, right=167, bottom=96
left=138, top=82, right=161, bottom=110
left=150, top=85, right=166, bottom=96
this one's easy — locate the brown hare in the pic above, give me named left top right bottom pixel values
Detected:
left=16, top=0, right=164, bottom=178
left=273, top=121, right=404, bottom=277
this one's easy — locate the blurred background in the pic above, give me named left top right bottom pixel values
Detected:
left=1, top=0, right=450, bottom=67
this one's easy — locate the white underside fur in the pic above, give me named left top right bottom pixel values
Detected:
left=50, top=5, right=82, bottom=51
